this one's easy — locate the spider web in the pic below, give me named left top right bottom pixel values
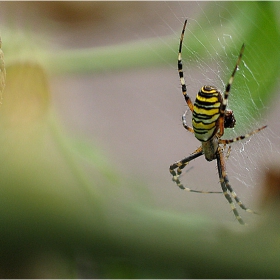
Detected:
left=41, top=2, right=280, bottom=223
left=127, top=1, right=280, bottom=219
left=175, top=5, right=278, bottom=188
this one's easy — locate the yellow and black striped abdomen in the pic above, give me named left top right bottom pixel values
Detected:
left=192, top=86, right=222, bottom=142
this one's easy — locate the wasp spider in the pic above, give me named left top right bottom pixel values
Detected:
left=169, top=19, right=267, bottom=225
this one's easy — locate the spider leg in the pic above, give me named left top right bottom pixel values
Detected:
left=223, top=44, right=245, bottom=106
left=178, top=19, right=194, bottom=112
left=170, top=148, right=203, bottom=177
left=170, top=148, right=222, bottom=194
left=216, top=146, right=258, bottom=225
left=224, top=144, right=231, bottom=160
left=219, top=125, right=267, bottom=145
left=182, top=109, right=194, bottom=133
left=216, top=147, right=245, bottom=225
left=217, top=44, right=245, bottom=138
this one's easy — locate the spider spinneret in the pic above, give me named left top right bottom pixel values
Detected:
left=169, top=19, right=267, bottom=225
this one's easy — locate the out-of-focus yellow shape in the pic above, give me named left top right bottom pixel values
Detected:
left=0, top=37, right=6, bottom=102
left=1, top=63, right=50, bottom=127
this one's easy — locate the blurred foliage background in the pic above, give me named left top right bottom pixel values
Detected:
left=0, top=1, right=280, bottom=278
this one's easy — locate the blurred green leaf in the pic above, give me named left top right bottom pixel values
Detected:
left=3, top=3, right=279, bottom=121
left=7, top=2, right=275, bottom=121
